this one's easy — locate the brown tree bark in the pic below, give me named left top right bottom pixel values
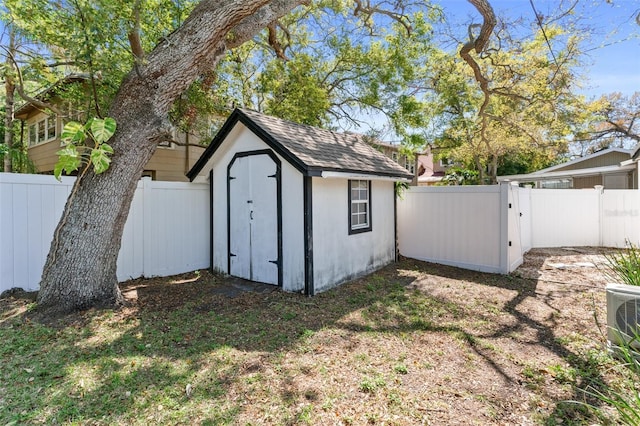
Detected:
left=36, top=0, right=304, bottom=315
left=459, top=0, right=496, bottom=183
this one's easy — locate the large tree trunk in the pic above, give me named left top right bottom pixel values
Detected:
left=37, top=0, right=303, bottom=315
left=3, top=31, right=15, bottom=173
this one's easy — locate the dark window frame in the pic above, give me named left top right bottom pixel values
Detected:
left=348, top=179, right=372, bottom=235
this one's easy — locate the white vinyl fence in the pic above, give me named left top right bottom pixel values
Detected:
left=4, top=172, right=640, bottom=293
left=525, top=187, right=640, bottom=248
left=398, top=184, right=640, bottom=275
left=397, top=184, right=524, bottom=274
left=0, top=173, right=210, bottom=293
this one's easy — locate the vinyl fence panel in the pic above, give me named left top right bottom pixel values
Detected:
left=1, top=174, right=210, bottom=293
left=397, top=185, right=510, bottom=274
left=0, top=174, right=74, bottom=291
left=529, top=189, right=601, bottom=248
left=507, top=183, right=524, bottom=272
left=116, top=181, right=145, bottom=281
left=517, top=187, right=533, bottom=253
left=527, top=188, right=640, bottom=248
left=139, top=179, right=210, bottom=278
left=598, top=190, right=640, bottom=247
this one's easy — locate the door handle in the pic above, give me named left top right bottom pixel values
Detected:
left=250, top=210, right=253, bottom=220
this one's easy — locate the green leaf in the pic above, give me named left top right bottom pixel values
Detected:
left=90, top=146, right=113, bottom=174
left=100, top=143, right=114, bottom=154
left=54, top=145, right=81, bottom=180
left=61, top=122, right=86, bottom=144
left=90, top=117, right=117, bottom=144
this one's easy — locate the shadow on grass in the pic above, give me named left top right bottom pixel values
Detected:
left=397, top=253, right=616, bottom=424
left=0, top=251, right=620, bottom=424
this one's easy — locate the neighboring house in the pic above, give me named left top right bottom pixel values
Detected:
left=498, top=148, right=638, bottom=189
left=14, top=74, right=206, bottom=182
left=371, top=141, right=419, bottom=184
left=187, top=108, right=413, bottom=295
left=416, top=148, right=452, bottom=186
left=371, top=142, right=451, bottom=186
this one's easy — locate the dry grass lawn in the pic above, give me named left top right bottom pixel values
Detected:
left=0, top=248, right=635, bottom=425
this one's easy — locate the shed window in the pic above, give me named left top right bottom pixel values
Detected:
left=349, top=180, right=371, bottom=234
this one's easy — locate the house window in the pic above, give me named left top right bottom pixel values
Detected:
left=28, top=124, right=37, bottom=146
left=141, top=170, right=156, bottom=180
left=391, top=152, right=398, bottom=163
left=440, top=158, right=453, bottom=167
left=405, top=158, right=415, bottom=175
left=349, top=179, right=372, bottom=234
left=65, top=103, right=85, bottom=123
left=28, top=115, right=58, bottom=146
left=37, top=120, right=46, bottom=142
left=47, top=114, right=57, bottom=140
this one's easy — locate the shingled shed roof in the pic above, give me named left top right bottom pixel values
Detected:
left=187, top=108, right=414, bottom=181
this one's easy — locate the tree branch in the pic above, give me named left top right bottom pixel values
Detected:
left=459, top=0, right=496, bottom=156
left=353, top=0, right=413, bottom=35
left=0, top=45, right=63, bottom=116
left=267, top=23, right=288, bottom=60
left=128, top=0, right=146, bottom=63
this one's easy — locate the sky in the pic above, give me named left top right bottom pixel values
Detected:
left=438, top=0, right=640, bottom=99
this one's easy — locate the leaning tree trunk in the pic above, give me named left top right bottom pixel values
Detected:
left=37, top=0, right=303, bottom=315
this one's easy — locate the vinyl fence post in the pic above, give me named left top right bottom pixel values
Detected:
left=595, top=185, right=604, bottom=247
left=499, top=182, right=509, bottom=274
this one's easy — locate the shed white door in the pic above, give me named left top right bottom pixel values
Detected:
left=229, top=153, right=279, bottom=285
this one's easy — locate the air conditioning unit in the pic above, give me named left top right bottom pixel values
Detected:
left=606, top=283, right=640, bottom=352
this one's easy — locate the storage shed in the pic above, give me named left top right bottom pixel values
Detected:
left=187, top=108, right=413, bottom=295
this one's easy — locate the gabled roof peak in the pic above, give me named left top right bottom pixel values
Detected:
left=188, top=108, right=413, bottom=181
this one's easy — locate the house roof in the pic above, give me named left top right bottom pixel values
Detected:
left=14, top=73, right=90, bottom=118
left=497, top=163, right=636, bottom=183
left=497, top=147, right=634, bottom=183
left=531, top=148, right=632, bottom=174
left=187, top=108, right=414, bottom=181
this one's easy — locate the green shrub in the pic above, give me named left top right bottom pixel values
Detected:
left=587, top=332, right=640, bottom=425
left=604, top=241, right=640, bottom=286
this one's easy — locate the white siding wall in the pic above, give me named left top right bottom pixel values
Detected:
left=397, top=185, right=510, bottom=274
left=0, top=173, right=210, bottom=293
left=207, top=124, right=305, bottom=292
left=312, top=178, right=396, bottom=292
